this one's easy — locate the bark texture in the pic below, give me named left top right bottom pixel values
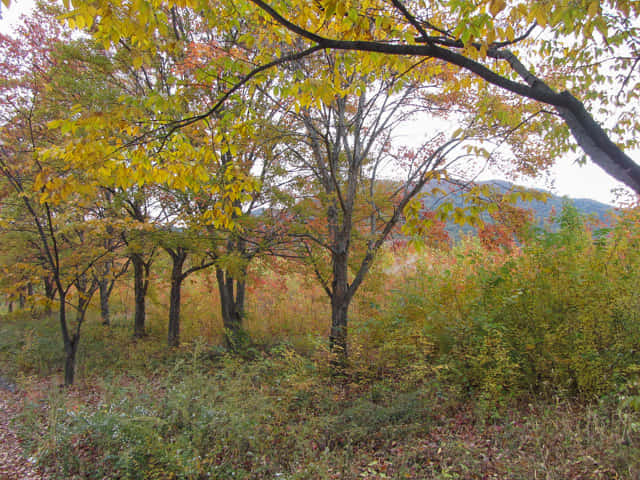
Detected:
left=98, top=276, right=111, bottom=326
left=216, top=268, right=247, bottom=351
left=167, top=249, right=187, bottom=348
left=131, top=253, right=150, bottom=338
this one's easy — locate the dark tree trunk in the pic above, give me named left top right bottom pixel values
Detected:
left=131, top=253, right=149, bottom=338
left=18, top=294, right=24, bottom=309
left=57, top=293, right=77, bottom=386
left=44, top=276, right=56, bottom=299
left=64, top=334, right=79, bottom=386
left=216, top=268, right=247, bottom=351
left=98, top=260, right=113, bottom=326
left=7, top=301, right=12, bottom=313
left=329, top=242, right=351, bottom=368
left=63, top=276, right=98, bottom=386
left=43, top=276, right=56, bottom=314
left=168, top=250, right=187, bottom=348
left=330, top=298, right=350, bottom=369
left=99, top=277, right=111, bottom=326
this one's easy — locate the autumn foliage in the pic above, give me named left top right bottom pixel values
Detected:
left=0, top=0, right=639, bottom=477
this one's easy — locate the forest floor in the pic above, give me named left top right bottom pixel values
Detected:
left=3, top=365, right=639, bottom=480
left=0, top=378, right=49, bottom=480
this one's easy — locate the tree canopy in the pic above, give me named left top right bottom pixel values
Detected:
left=1, top=0, right=638, bottom=381
left=51, top=0, right=639, bottom=195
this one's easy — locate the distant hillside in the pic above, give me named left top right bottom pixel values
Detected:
left=483, top=180, right=613, bottom=224
left=420, top=179, right=615, bottom=240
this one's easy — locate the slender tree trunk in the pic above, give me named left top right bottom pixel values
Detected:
left=44, top=276, right=56, bottom=299
left=330, top=245, right=350, bottom=368
left=58, top=292, right=77, bottom=386
left=64, top=335, right=78, bottom=386
left=43, top=276, right=55, bottom=314
left=131, top=254, right=149, bottom=338
left=26, top=283, right=36, bottom=317
left=64, top=276, right=97, bottom=385
left=7, top=301, right=12, bottom=313
left=97, top=259, right=113, bottom=325
left=168, top=251, right=186, bottom=348
left=99, top=277, right=111, bottom=326
left=216, top=268, right=247, bottom=351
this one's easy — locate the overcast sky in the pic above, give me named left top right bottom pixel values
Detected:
left=1, top=0, right=633, bottom=206
left=0, top=0, right=30, bottom=32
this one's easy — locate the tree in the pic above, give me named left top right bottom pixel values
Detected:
left=0, top=200, right=49, bottom=314
left=61, top=0, right=640, bottom=195
left=246, top=0, right=640, bottom=194
left=157, top=230, right=215, bottom=347
left=33, top=30, right=162, bottom=339
left=0, top=132, right=119, bottom=386
left=156, top=21, right=303, bottom=349
left=0, top=5, right=128, bottom=384
left=90, top=192, right=130, bottom=326
left=276, top=50, right=472, bottom=365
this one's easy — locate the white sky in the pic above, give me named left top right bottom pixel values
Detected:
left=399, top=116, right=633, bottom=206
left=0, top=0, right=32, bottom=33
left=1, top=0, right=634, bottom=206
left=516, top=157, right=631, bottom=206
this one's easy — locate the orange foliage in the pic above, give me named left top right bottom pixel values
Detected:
left=479, top=202, right=533, bottom=251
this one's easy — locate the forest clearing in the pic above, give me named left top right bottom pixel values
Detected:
left=1, top=0, right=640, bottom=477
left=2, top=209, right=640, bottom=478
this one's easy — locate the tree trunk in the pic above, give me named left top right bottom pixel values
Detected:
left=63, top=276, right=97, bottom=386
left=98, top=276, right=111, bottom=326
left=64, top=336, right=78, bottom=386
left=57, top=292, right=77, bottom=386
left=131, top=254, right=148, bottom=338
left=330, top=246, right=350, bottom=369
left=43, top=275, right=55, bottom=314
left=216, top=268, right=248, bottom=351
left=97, top=259, right=114, bottom=326
left=168, top=250, right=187, bottom=348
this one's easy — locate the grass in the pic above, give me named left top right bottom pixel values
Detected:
left=6, top=333, right=640, bottom=479
left=2, top=232, right=640, bottom=479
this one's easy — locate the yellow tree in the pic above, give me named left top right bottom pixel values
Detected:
left=247, top=0, right=640, bottom=194
left=45, top=0, right=552, bottom=362
left=273, top=48, right=503, bottom=364
left=57, top=0, right=640, bottom=195
left=46, top=1, right=300, bottom=349
left=40, top=2, right=259, bottom=339
left=0, top=5, right=129, bottom=385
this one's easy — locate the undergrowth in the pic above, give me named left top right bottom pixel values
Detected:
left=2, top=204, right=640, bottom=478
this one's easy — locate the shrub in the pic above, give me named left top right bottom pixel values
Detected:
left=377, top=204, right=640, bottom=400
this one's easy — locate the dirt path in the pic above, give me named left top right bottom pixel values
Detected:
left=0, top=381, right=49, bottom=480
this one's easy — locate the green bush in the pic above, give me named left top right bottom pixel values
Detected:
left=378, top=204, right=640, bottom=400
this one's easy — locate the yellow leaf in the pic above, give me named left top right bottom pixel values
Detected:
left=535, top=7, right=548, bottom=27
left=587, top=1, right=599, bottom=17
left=2, top=0, right=10, bottom=8
left=620, top=2, right=629, bottom=17
left=489, top=0, right=506, bottom=17
left=506, top=25, right=515, bottom=42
